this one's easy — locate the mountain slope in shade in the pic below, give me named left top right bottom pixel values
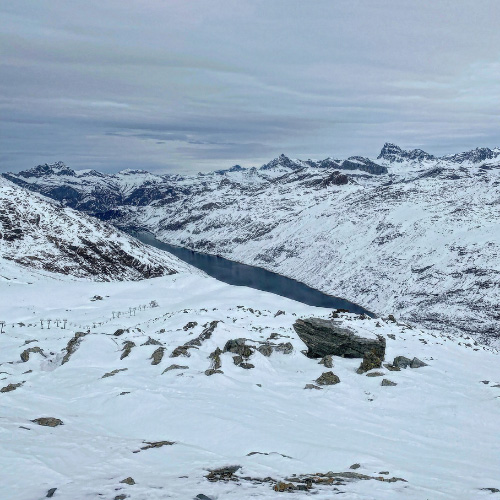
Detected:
left=0, top=177, right=194, bottom=280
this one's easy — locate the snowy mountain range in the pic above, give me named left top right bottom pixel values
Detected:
left=3, top=143, right=500, bottom=343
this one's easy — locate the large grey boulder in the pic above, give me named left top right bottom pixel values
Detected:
left=293, top=318, right=385, bottom=359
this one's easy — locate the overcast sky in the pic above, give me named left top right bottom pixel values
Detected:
left=1, top=0, right=499, bottom=173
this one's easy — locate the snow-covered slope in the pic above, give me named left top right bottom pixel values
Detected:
left=1, top=263, right=499, bottom=499
left=0, top=177, right=194, bottom=280
left=4, top=144, right=500, bottom=343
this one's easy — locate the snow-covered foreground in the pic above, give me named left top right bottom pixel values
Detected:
left=1, top=268, right=499, bottom=499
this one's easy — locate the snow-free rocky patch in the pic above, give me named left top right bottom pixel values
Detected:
left=1, top=266, right=499, bottom=499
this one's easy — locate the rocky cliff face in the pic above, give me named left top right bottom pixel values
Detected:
left=3, top=144, right=500, bottom=343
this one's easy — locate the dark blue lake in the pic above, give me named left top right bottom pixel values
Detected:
left=134, top=231, right=374, bottom=316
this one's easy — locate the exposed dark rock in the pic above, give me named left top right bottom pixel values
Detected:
left=381, top=379, right=397, bottom=386
left=240, top=363, right=255, bottom=370
left=141, top=337, right=162, bottom=346
left=162, top=364, right=189, bottom=374
left=113, top=329, right=126, bottom=336
left=206, top=465, right=241, bottom=482
left=387, top=315, right=397, bottom=323
left=315, top=371, right=340, bottom=386
left=356, top=350, right=383, bottom=374
left=1, top=381, right=24, bottom=393
left=387, top=334, right=396, bottom=340
left=205, top=369, right=224, bottom=376
left=393, top=356, right=412, bottom=369
left=223, top=338, right=254, bottom=357
left=133, top=440, right=175, bottom=453
left=32, top=417, right=64, bottom=427
left=171, top=345, right=195, bottom=357
left=384, top=363, right=400, bottom=372
left=274, top=310, right=285, bottom=317
left=150, top=347, right=165, bottom=365
left=481, top=488, right=500, bottom=493
left=183, top=321, right=198, bottom=331
left=304, top=384, right=322, bottom=390
left=366, top=371, right=384, bottom=377
left=293, top=318, right=385, bottom=359
left=195, top=495, right=214, bottom=500
left=121, top=341, right=135, bottom=360
left=120, top=477, right=135, bottom=485
left=102, top=368, right=128, bottom=378
left=257, top=344, right=273, bottom=357
left=318, top=355, right=333, bottom=368
left=62, top=332, right=88, bottom=364
left=20, top=346, right=46, bottom=362
left=349, top=464, right=361, bottom=470
left=275, top=342, right=293, bottom=354
left=410, top=357, right=428, bottom=368
left=46, top=488, right=57, bottom=498
left=115, top=495, right=127, bottom=500
left=185, top=320, right=220, bottom=347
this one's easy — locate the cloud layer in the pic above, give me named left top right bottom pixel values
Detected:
left=1, top=0, right=499, bottom=173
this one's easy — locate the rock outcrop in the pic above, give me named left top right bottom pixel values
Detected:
left=293, top=318, right=385, bottom=359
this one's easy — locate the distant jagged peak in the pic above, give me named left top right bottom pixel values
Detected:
left=260, top=153, right=304, bottom=171
left=214, top=164, right=247, bottom=175
left=378, top=143, right=435, bottom=163
left=17, top=161, right=76, bottom=178
left=443, top=147, right=500, bottom=164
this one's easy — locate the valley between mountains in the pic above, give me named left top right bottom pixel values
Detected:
left=5, top=143, right=500, bottom=344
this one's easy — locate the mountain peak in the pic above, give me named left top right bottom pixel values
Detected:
left=17, top=161, right=76, bottom=179
left=378, top=143, right=434, bottom=163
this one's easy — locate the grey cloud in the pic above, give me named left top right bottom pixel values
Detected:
left=1, top=0, right=499, bottom=173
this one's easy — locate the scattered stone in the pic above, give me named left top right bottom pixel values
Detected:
left=381, top=379, right=397, bottom=387
left=20, top=346, right=46, bottom=362
left=384, top=363, right=400, bottom=372
left=120, top=477, right=135, bottom=485
left=24, top=339, right=38, bottom=344
left=113, top=329, right=126, bottom=336
left=120, top=341, right=135, bottom=360
left=387, top=315, right=397, bottom=323
left=133, top=440, right=175, bottom=453
left=274, top=482, right=296, bottom=492
left=206, top=465, right=241, bottom=482
left=275, top=342, right=293, bottom=354
left=293, top=318, right=385, bottom=359
left=195, top=495, right=214, bottom=500
left=240, top=363, right=255, bottom=370
left=32, top=417, right=64, bottom=427
left=393, top=356, right=413, bottom=369
left=410, top=357, right=428, bottom=368
left=224, top=338, right=254, bottom=357
left=378, top=471, right=389, bottom=475
left=233, top=355, right=243, bottom=366
left=185, top=320, right=220, bottom=347
left=183, top=321, right=198, bottom=331
left=119, top=392, right=130, bottom=396
left=315, top=371, right=340, bottom=386
left=356, top=349, right=382, bottom=374
left=257, top=344, right=273, bottom=357
left=62, top=332, right=88, bottom=364
left=1, top=381, right=24, bottom=393
left=150, top=347, right=165, bottom=365
left=115, top=495, right=127, bottom=500
left=102, top=368, right=128, bottom=379
left=46, top=488, right=57, bottom=498
left=387, top=334, right=396, bottom=340
left=492, top=384, right=500, bottom=388
left=247, top=451, right=293, bottom=459
left=304, top=384, right=322, bottom=390
left=90, top=295, right=103, bottom=301
left=366, top=372, right=384, bottom=377
left=481, top=380, right=490, bottom=385
left=481, top=488, right=500, bottom=493
left=141, top=337, right=162, bottom=346
left=205, top=369, right=224, bottom=376
left=268, top=332, right=279, bottom=340
left=162, top=364, right=189, bottom=374
left=171, top=345, right=195, bottom=358
left=318, top=355, right=333, bottom=368
left=349, top=464, right=361, bottom=470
